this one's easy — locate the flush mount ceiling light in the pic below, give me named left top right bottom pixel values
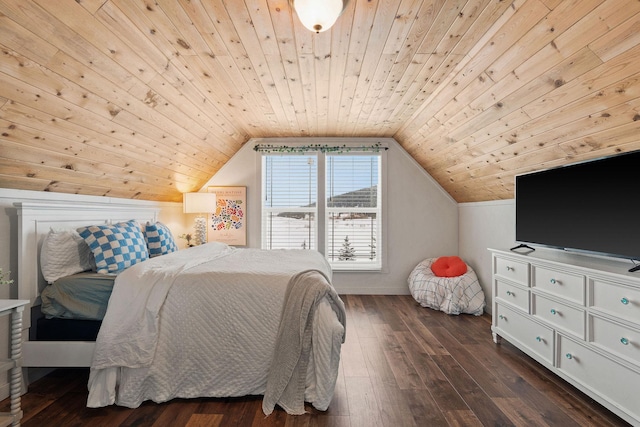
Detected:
left=290, top=0, right=350, bottom=33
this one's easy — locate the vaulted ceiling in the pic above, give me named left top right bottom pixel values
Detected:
left=1, top=0, right=639, bottom=203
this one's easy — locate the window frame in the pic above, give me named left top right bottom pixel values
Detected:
left=324, top=152, right=382, bottom=271
left=257, top=142, right=387, bottom=272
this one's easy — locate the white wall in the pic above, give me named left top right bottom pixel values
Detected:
left=202, top=138, right=459, bottom=295
left=458, top=199, right=515, bottom=313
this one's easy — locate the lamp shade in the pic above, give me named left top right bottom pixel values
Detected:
left=292, top=0, right=348, bottom=33
left=183, top=192, right=217, bottom=214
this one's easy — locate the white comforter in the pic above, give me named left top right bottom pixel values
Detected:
left=87, top=242, right=345, bottom=413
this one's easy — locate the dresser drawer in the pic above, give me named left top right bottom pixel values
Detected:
left=495, top=303, right=553, bottom=365
left=557, top=334, right=640, bottom=423
left=532, top=265, right=585, bottom=304
left=532, top=294, right=585, bottom=339
left=495, top=280, right=529, bottom=312
left=494, top=256, right=529, bottom=286
left=590, top=278, right=640, bottom=324
left=590, top=314, right=640, bottom=366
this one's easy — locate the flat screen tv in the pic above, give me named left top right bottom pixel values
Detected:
left=514, top=150, right=640, bottom=270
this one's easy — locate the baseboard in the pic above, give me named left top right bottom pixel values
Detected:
left=0, top=368, right=54, bottom=400
left=26, top=367, right=55, bottom=385
left=0, top=381, right=7, bottom=401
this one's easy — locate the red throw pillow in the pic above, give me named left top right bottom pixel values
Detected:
left=431, top=256, right=468, bottom=277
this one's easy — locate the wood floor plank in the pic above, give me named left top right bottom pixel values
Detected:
left=343, top=295, right=376, bottom=339
left=492, top=396, right=553, bottom=427
left=431, top=352, right=515, bottom=426
left=344, top=376, right=383, bottom=426
left=443, top=409, right=484, bottom=427
left=22, top=391, right=88, bottom=427
left=398, top=337, right=469, bottom=412
left=154, top=400, right=203, bottom=427
left=372, top=323, right=424, bottom=390
left=118, top=401, right=168, bottom=426
left=371, top=294, right=410, bottom=332
left=393, top=299, right=450, bottom=356
left=356, top=329, right=422, bottom=426
left=437, top=309, right=489, bottom=345
left=306, top=415, right=350, bottom=426
left=427, top=323, right=515, bottom=398
left=197, top=397, right=257, bottom=427
left=400, top=388, right=449, bottom=426
left=358, top=295, right=387, bottom=326
left=2, top=295, right=629, bottom=427
left=340, top=329, right=369, bottom=377
left=185, top=413, right=223, bottom=427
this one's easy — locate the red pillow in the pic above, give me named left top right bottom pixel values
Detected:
left=431, top=256, right=468, bottom=277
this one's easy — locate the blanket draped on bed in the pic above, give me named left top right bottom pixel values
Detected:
left=263, top=269, right=346, bottom=415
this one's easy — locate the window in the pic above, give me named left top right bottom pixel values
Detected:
left=325, top=154, right=381, bottom=269
left=261, top=148, right=383, bottom=271
left=262, top=155, right=318, bottom=251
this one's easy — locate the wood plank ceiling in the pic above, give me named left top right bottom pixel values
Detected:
left=1, top=0, right=639, bottom=203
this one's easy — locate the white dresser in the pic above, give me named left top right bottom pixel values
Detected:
left=490, top=248, right=640, bottom=426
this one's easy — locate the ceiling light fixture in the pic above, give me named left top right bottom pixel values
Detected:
left=290, top=0, right=350, bottom=33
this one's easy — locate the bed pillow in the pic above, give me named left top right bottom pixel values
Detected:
left=40, top=228, right=95, bottom=284
left=431, top=256, right=468, bottom=277
left=144, top=221, right=178, bottom=257
left=77, top=220, right=148, bottom=274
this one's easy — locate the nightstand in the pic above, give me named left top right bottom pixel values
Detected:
left=0, top=300, right=28, bottom=427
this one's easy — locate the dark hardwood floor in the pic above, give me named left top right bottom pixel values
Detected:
left=1, top=295, right=630, bottom=426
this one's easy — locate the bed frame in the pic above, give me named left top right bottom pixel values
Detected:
left=14, top=201, right=159, bottom=368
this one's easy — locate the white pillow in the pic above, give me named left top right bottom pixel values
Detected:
left=40, top=228, right=95, bottom=283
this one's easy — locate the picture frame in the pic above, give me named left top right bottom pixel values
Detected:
left=207, top=186, right=247, bottom=246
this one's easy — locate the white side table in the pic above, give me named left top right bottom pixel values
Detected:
left=0, top=300, right=28, bottom=427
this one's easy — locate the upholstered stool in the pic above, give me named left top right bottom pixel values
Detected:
left=408, top=256, right=486, bottom=316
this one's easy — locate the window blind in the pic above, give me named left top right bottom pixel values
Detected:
left=326, top=154, right=381, bottom=269
left=262, top=155, right=317, bottom=250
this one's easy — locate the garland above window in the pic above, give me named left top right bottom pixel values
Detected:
left=253, top=142, right=388, bottom=154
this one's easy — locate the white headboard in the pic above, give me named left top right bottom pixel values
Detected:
left=14, top=201, right=159, bottom=330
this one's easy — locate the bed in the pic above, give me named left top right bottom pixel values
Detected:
left=14, top=201, right=346, bottom=415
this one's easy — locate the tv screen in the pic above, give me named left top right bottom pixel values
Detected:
left=515, top=150, right=640, bottom=261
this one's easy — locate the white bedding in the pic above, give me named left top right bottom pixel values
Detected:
left=87, top=242, right=345, bottom=413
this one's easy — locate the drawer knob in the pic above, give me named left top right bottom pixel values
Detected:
left=536, top=336, right=542, bottom=342
left=621, top=297, right=629, bottom=305
left=550, top=278, right=557, bottom=284
left=499, top=315, right=506, bottom=320
left=621, top=337, right=630, bottom=345
left=550, top=308, right=557, bottom=315
left=506, top=291, right=513, bottom=296
left=506, top=266, right=514, bottom=271
left=565, top=353, right=573, bottom=360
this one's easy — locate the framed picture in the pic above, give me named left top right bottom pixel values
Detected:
left=207, top=186, right=247, bottom=246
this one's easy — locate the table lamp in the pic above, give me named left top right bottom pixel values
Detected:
left=183, top=192, right=217, bottom=246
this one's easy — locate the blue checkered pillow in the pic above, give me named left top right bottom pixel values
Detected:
left=144, top=222, right=178, bottom=257
left=77, top=220, right=149, bottom=274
